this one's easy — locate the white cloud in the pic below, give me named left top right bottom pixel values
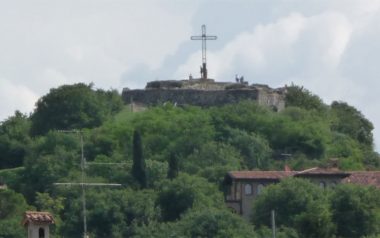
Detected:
left=0, top=0, right=198, bottom=117
left=0, top=78, right=38, bottom=120
left=176, top=11, right=352, bottom=83
left=0, top=1, right=197, bottom=87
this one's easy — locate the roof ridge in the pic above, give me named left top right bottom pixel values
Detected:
left=296, top=167, right=318, bottom=174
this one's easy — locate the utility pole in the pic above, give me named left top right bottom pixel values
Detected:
left=79, top=131, right=87, bottom=238
left=271, top=209, right=276, bottom=238
left=54, top=130, right=122, bottom=238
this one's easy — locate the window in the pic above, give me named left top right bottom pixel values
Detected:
left=39, top=228, right=45, bottom=238
left=319, top=181, right=326, bottom=189
left=244, top=184, right=252, bottom=195
left=257, top=184, right=264, bottom=195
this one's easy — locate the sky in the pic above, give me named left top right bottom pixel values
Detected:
left=1, top=0, right=380, bottom=150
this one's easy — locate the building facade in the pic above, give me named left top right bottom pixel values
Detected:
left=224, top=168, right=380, bottom=220
left=22, top=211, right=54, bottom=238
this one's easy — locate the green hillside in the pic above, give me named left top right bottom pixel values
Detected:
left=0, top=83, right=379, bottom=237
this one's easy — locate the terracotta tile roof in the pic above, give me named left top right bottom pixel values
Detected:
left=22, top=211, right=54, bottom=225
left=228, top=171, right=295, bottom=180
left=227, top=169, right=380, bottom=189
left=342, top=172, right=380, bottom=189
left=295, top=167, right=349, bottom=177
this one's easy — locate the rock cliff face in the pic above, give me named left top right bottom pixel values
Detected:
left=122, top=79, right=286, bottom=111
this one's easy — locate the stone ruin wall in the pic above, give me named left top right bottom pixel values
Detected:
left=122, top=88, right=260, bottom=107
left=257, top=89, right=286, bottom=111
left=122, top=80, right=286, bottom=111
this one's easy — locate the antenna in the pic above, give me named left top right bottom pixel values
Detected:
left=54, top=130, right=123, bottom=238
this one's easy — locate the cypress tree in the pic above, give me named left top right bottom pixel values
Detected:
left=167, top=152, right=179, bottom=179
left=131, top=130, right=147, bottom=188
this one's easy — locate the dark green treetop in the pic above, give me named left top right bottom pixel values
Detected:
left=132, top=130, right=147, bottom=188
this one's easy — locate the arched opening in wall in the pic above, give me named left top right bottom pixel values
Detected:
left=39, top=227, right=45, bottom=238
left=244, top=184, right=252, bottom=195
left=229, top=207, right=238, bottom=214
left=257, top=184, right=264, bottom=195
left=270, top=105, right=278, bottom=112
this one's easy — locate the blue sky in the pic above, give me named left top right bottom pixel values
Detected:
left=1, top=0, right=380, bottom=150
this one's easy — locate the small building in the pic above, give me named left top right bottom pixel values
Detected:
left=22, top=211, right=54, bottom=238
left=0, top=181, right=7, bottom=190
left=224, top=168, right=380, bottom=220
left=224, top=171, right=295, bottom=220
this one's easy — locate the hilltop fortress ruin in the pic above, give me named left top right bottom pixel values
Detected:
left=122, top=78, right=286, bottom=111
left=122, top=25, right=286, bottom=111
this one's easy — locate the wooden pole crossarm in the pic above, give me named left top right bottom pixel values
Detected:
left=54, top=183, right=122, bottom=187
left=85, top=162, right=128, bottom=166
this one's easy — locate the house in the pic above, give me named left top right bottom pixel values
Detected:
left=22, top=211, right=54, bottom=238
left=223, top=168, right=380, bottom=220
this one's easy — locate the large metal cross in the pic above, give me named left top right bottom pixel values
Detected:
left=191, top=25, right=217, bottom=80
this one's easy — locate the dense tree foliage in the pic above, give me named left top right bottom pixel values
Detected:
left=0, top=111, right=31, bottom=169
left=30, top=83, right=123, bottom=136
left=177, top=208, right=255, bottom=238
left=331, top=184, right=380, bottom=237
left=0, top=83, right=379, bottom=237
left=157, top=174, right=223, bottom=221
left=331, top=101, right=374, bottom=147
left=21, top=131, right=81, bottom=202
left=0, top=189, right=30, bottom=238
left=132, top=208, right=255, bottom=238
left=252, top=178, right=335, bottom=238
left=285, top=84, right=326, bottom=112
left=251, top=179, right=380, bottom=238
left=59, top=189, right=158, bottom=237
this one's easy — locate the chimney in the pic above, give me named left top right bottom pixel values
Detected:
left=328, top=158, right=339, bottom=170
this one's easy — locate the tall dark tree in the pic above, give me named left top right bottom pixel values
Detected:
left=167, top=153, right=179, bottom=179
left=132, top=130, right=147, bottom=188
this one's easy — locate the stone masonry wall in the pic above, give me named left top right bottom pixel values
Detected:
left=122, top=88, right=260, bottom=107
